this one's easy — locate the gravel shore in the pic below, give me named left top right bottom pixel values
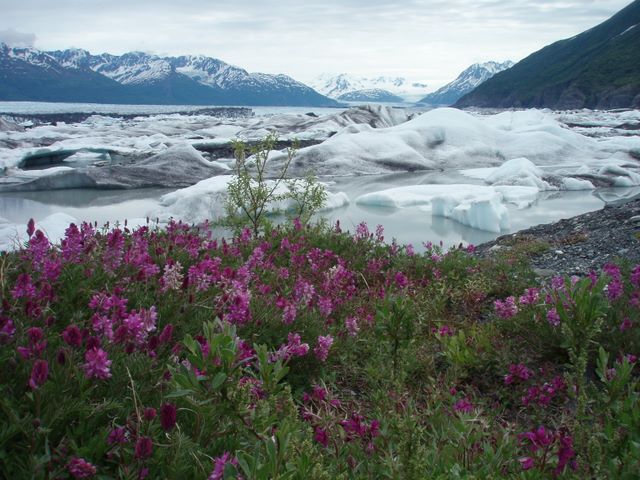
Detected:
left=476, top=197, right=640, bottom=276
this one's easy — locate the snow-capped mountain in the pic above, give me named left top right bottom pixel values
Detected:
left=0, top=44, right=338, bottom=107
left=419, top=61, right=514, bottom=106
left=310, top=73, right=429, bottom=102
left=337, top=88, right=404, bottom=103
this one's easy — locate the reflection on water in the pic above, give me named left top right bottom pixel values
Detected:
left=0, top=188, right=172, bottom=225
left=1, top=175, right=639, bottom=251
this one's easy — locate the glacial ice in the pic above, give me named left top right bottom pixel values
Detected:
left=355, top=184, right=538, bottom=233
left=267, top=108, right=635, bottom=178
left=0, top=212, right=78, bottom=252
left=152, top=175, right=349, bottom=224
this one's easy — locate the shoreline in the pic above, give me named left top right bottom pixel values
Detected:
left=476, top=197, right=640, bottom=276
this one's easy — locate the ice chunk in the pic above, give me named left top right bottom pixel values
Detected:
left=153, top=176, right=349, bottom=224
left=355, top=183, right=539, bottom=232
left=562, top=178, right=595, bottom=190
left=0, top=212, right=78, bottom=252
left=485, top=157, right=552, bottom=190
left=432, top=193, right=509, bottom=233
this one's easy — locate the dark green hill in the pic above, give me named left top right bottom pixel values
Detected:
left=456, top=0, right=640, bottom=109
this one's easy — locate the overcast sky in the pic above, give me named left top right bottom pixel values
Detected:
left=0, top=0, right=633, bottom=89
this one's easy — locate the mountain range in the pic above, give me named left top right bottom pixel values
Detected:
left=309, top=73, right=429, bottom=102
left=0, top=45, right=339, bottom=107
left=456, top=0, right=640, bottom=109
left=418, top=61, right=514, bottom=106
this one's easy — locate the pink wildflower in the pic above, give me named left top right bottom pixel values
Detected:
left=314, top=335, right=334, bottom=362
left=519, top=457, right=535, bottom=470
left=494, top=296, right=518, bottom=319
left=605, top=279, right=624, bottom=301
left=134, top=436, right=153, bottom=459
left=160, top=403, right=177, bottom=431
left=620, top=317, right=633, bottom=331
left=29, top=359, right=49, bottom=389
left=454, top=398, right=473, bottom=414
left=83, top=348, right=112, bottom=380
left=345, top=316, right=359, bottom=336
left=518, top=288, right=540, bottom=306
left=314, top=427, right=329, bottom=447
left=282, top=304, right=297, bottom=325
left=159, top=324, right=174, bottom=344
left=161, top=262, right=184, bottom=292
left=546, top=308, right=561, bottom=327
left=0, top=315, right=15, bottom=341
left=26, top=218, right=35, bottom=237
left=143, top=407, right=157, bottom=421
left=107, top=427, right=128, bottom=445
left=505, top=363, right=533, bottom=384
left=630, top=265, right=640, bottom=287
left=208, top=452, right=238, bottom=480
left=62, top=325, right=83, bottom=348
left=67, top=457, right=97, bottom=478
left=11, top=273, right=36, bottom=299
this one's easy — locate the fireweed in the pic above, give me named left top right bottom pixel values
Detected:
left=0, top=219, right=637, bottom=478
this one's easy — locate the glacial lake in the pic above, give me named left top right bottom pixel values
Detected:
left=1, top=172, right=637, bottom=251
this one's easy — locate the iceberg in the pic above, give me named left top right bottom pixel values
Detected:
left=355, top=184, right=539, bottom=233
left=152, top=175, right=349, bottom=224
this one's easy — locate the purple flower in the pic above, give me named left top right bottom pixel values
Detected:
left=345, top=316, right=359, bottom=336
left=519, top=456, right=534, bottom=471
left=208, top=452, right=238, bottom=480
left=555, top=433, right=576, bottom=474
left=620, top=317, right=633, bottom=332
left=504, top=363, right=533, bottom=384
left=67, top=457, right=97, bottom=478
left=107, top=427, right=128, bottom=445
left=605, top=279, right=624, bottom=301
left=134, top=436, right=153, bottom=459
left=282, top=304, right=297, bottom=325
left=518, top=288, right=540, bottom=306
left=518, top=426, right=554, bottom=451
left=62, top=325, right=83, bottom=348
left=11, top=273, right=37, bottom=300
left=160, top=403, right=177, bottom=431
left=29, top=359, right=49, bottom=389
left=394, top=272, right=409, bottom=289
left=454, top=398, right=473, bottom=414
left=26, top=218, right=35, bottom=237
left=0, top=315, right=16, bottom=341
left=83, top=348, right=112, bottom=380
left=314, top=427, right=329, bottom=447
left=161, top=261, right=184, bottom=292
left=494, top=296, right=518, bottom=319
left=314, top=335, right=334, bottom=363
left=159, top=324, right=174, bottom=344
left=143, top=407, right=157, bottom=421
left=631, top=265, right=640, bottom=287
left=546, top=308, right=561, bottom=327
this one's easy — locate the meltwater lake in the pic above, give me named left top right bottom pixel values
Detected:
left=1, top=101, right=639, bottom=251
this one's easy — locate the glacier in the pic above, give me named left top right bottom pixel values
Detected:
left=1, top=103, right=639, bottom=247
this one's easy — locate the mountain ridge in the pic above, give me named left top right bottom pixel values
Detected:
left=418, top=61, right=514, bottom=106
left=455, top=0, right=640, bottom=109
left=310, top=73, right=428, bottom=102
left=0, top=44, right=339, bottom=107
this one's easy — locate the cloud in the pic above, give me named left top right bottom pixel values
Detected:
left=0, top=28, right=36, bottom=47
left=0, top=0, right=632, bottom=86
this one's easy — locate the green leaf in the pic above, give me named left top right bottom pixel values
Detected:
left=210, top=372, right=227, bottom=390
